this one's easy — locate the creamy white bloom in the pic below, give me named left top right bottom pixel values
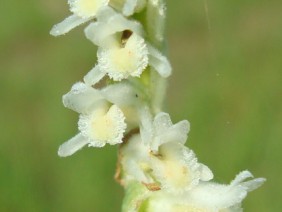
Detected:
left=58, top=103, right=126, bottom=157
left=59, top=81, right=151, bottom=156
left=150, top=142, right=213, bottom=193
left=121, top=139, right=213, bottom=193
left=146, top=171, right=265, bottom=212
left=58, top=82, right=129, bottom=156
left=97, top=32, right=149, bottom=81
left=122, top=112, right=213, bottom=193
left=50, top=0, right=109, bottom=36
left=84, top=7, right=171, bottom=82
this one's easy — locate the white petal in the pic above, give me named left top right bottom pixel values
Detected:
left=84, top=22, right=119, bottom=48
left=240, top=178, right=266, bottom=192
left=83, top=65, right=105, bottom=86
left=231, top=170, right=253, bottom=186
left=122, top=0, right=138, bottom=16
left=101, top=82, right=138, bottom=106
left=62, top=82, right=104, bottom=114
left=183, top=171, right=265, bottom=209
left=151, top=113, right=190, bottom=151
left=183, top=181, right=247, bottom=209
left=153, top=112, right=172, bottom=134
left=85, top=8, right=143, bottom=47
left=148, top=44, right=172, bottom=78
left=198, top=163, right=214, bottom=181
left=168, top=120, right=190, bottom=144
left=58, top=133, right=88, bottom=157
left=231, top=170, right=266, bottom=192
left=106, top=13, right=144, bottom=36
left=50, top=14, right=90, bottom=36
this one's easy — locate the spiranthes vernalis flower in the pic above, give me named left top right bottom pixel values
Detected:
left=84, top=7, right=171, bottom=82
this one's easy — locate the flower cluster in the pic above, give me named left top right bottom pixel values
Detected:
left=51, top=0, right=265, bottom=211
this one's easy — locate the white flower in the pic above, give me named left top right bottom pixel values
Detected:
left=58, top=103, right=126, bottom=157
left=146, top=171, right=265, bottom=212
left=150, top=142, right=213, bottom=194
left=97, top=32, right=149, bottom=81
left=58, top=82, right=128, bottom=157
left=84, top=7, right=171, bottom=83
left=50, top=0, right=109, bottom=36
left=121, top=136, right=213, bottom=193
left=121, top=113, right=213, bottom=193
left=140, top=112, right=190, bottom=151
left=58, top=81, right=150, bottom=156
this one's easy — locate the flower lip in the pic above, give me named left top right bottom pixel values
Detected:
left=78, top=104, right=127, bottom=146
left=151, top=142, right=213, bottom=194
left=97, top=32, right=149, bottom=81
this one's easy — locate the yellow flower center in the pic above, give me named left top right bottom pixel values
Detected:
left=108, top=47, right=138, bottom=74
left=163, top=160, right=191, bottom=188
left=71, top=0, right=107, bottom=18
left=91, top=114, right=114, bottom=141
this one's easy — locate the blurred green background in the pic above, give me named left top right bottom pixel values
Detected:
left=0, top=0, right=281, bottom=211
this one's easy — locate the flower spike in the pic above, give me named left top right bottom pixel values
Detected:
left=50, top=0, right=265, bottom=210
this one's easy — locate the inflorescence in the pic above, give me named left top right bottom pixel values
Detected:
left=50, top=1, right=265, bottom=211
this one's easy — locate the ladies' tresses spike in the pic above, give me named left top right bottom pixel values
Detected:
left=50, top=0, right=265, bottom=211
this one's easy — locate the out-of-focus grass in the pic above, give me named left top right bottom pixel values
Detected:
left=0, top=0, right=281, bottom=211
